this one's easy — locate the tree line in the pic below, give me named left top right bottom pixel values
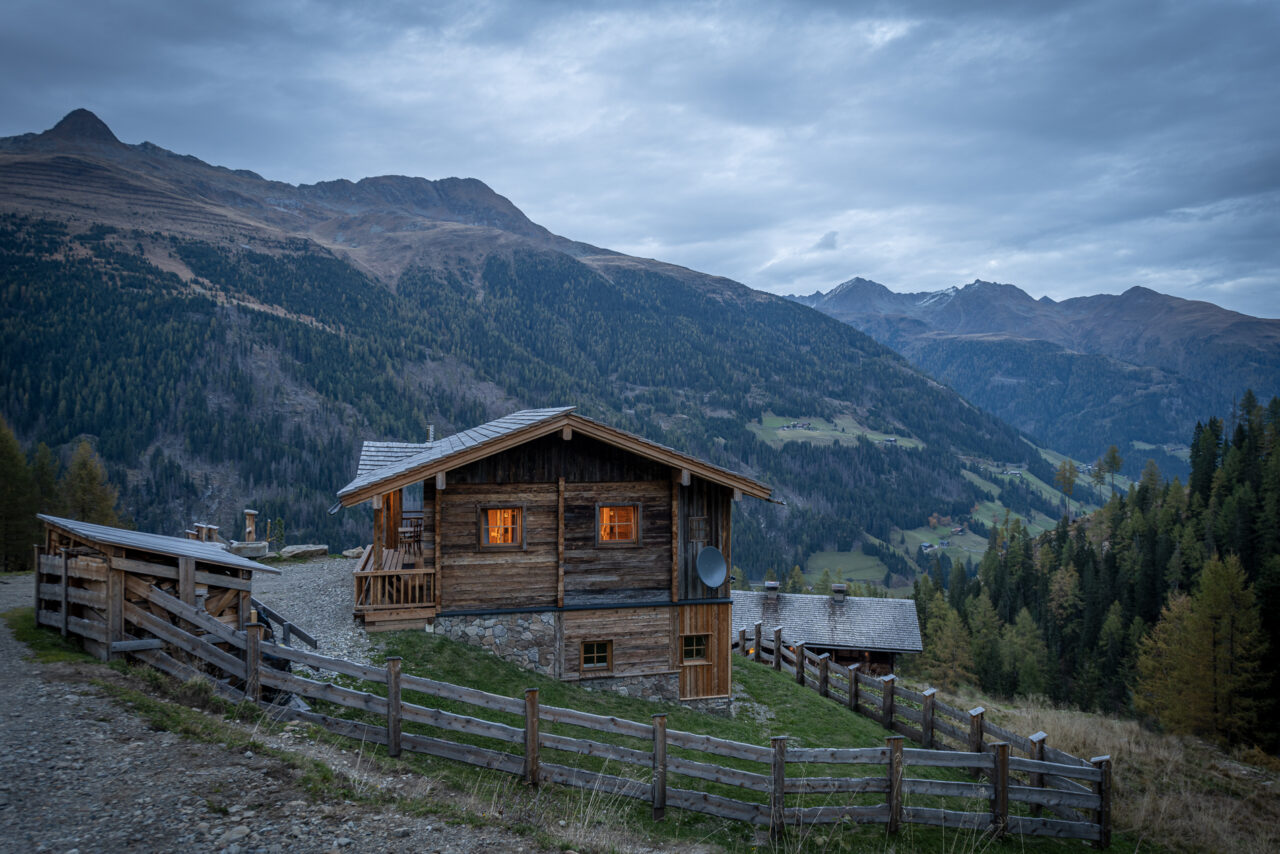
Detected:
left=908, top=392, right=1279, bottom=749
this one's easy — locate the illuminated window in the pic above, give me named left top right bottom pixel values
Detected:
left=479, top=507, right=523, bottom=548
left=597, top=505, right=639, bottom=544
left=682, top=634, right=709, bottom=663
left=581, top=640, right=612, bottom=672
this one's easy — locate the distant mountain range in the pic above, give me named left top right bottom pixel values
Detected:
left=1, top=110, right=1061, bottom=570
left=793, top=278, right=1280, bottom=474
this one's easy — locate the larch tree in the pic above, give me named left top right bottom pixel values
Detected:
left=921, top=591, right=974, bottom=691
left=61, top=440, right=121, bottom=526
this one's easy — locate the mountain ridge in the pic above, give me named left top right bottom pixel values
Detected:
left=2, top=109, right=1058, bottom=569
left=794, top=277, right=1280, bottom=468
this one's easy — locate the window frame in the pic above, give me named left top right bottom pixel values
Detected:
left=580, top=639, right=613, bottom=674
left=476, top=504, right=526, bottom=550
left=681, top=633, right=710, bottom=665
left=595, top=503, right=642, bottom=547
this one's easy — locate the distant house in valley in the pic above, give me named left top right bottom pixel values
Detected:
left=731, top=583, right=922, bottom=675
left=336, top=406, right=771, bottom=706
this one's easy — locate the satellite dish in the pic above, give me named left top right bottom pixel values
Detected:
left=696, top=546, right=728, bottom=588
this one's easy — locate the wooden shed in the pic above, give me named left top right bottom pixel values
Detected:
left=34, top=514, right=279, bottom=661
left=338, top=407, right=771, bottom=704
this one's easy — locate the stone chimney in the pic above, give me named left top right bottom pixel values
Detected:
left=831, top=583, right=847, bottom=603
left=764, top=580, right=780, bottom=598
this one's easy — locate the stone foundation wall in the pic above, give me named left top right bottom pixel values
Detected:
left=577, top=672, right=679, bottom=704
left=432, top=611, right=558, bottom=674
left=681, top=695, right=732, bottom=716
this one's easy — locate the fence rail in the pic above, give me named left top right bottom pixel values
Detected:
left=33, top=561, right=1110, bottom=847
left=733, top=622, right=1109, bottom=842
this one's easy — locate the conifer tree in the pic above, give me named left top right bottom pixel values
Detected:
left=921, top=591, right=974, bottom=691
left=29, top=442, right=63, bottom=516
left=61, top=440, right=121, bottom=526
left=0, top=417, right=36, bottom=571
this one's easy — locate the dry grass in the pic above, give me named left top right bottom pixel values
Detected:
left=939, top=689, right=1280, bottom=853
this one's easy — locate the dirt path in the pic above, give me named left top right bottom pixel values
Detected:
left=0, top=572, right=568, bottom=854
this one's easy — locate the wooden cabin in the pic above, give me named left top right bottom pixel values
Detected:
left=34, top=514, right=279, bottom=661
left=731, top=584, right=922, bottom=675
left=337, top=407, right=771, bottom=704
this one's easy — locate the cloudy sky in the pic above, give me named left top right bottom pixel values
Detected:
left=2, top=0, right=1278, bottom=317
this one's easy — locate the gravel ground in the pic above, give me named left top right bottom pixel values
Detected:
left=250, top=555, right=376, bottom=666
left=0, top=569, right=580, bottom=854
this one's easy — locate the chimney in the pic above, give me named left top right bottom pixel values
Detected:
left=764, top=580, right=780, bottom=598
left=831, top=583, right=847, bottom=603
left=244, top=509, right=258, bottom=542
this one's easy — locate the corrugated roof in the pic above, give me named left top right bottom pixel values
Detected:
left=731, top=590, right=922, bottom=653
left=356, top=441, right=432, bottom=477
left=39, top=514, right=280, bottom=574
left=338, top=407, right=575, bottom=499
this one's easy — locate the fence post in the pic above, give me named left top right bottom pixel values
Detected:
left=33, top=546, right=41, bottom=617
left=245, top=622, right=262, bottom=702
left=651, top=714, right=667, bottom=821
left=385, top=656, right=402, bottom=757
left=524, top=688, right=540, bottom=786
left=772, top=627, right=783, bottom=671
left=60, top=549, right=69, bottom=637
left=991, top=741, right=1009, bottom=839
left=770, top=736, right=787, bottom=840
left=921, top=688, right=936, bottom=749
left=887, top=735, right=904, bottom=834
left=968, top=707, right=985, bottom=777
left=1029, top=731, right=1047, bottom=817
left=739, top=628, right=748, bottom=656
left=1091, top=754, right=1112, bottom=850
left=753, top=621, right=763, bottom=662
left=794, top=642, right=806, bottom=686
left=881, top=675, right=896, bottom=731
left=818, top=654, right=830, bottom=698
left=849, top=663, right=860, bottom=712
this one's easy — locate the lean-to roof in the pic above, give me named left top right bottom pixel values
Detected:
left=39, top=514, right=280, bottom=574
left=731, top=590, right=922, bottom=654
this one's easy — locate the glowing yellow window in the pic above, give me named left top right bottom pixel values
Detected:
left=597, top=505, right=638, bottom=544
left=481, top=507, right=523, bottom=547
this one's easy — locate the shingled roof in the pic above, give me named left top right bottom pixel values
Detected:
left=356, top=441, right=433, bottom=478
left=338, top=406, right=770, bottom=505
left=731, top=589, right=922, bottom=654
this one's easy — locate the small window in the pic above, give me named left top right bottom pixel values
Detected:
left=597, top=504, right=639, bottom=544
left=480, top=507, right=523, bottom=548
left=682, top=634, right=709, bottom=663
left=581, top=640, right=613, bottom=672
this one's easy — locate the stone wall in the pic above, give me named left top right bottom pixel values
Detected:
left=432, top=611, right=558, bottom=674
left=576, top=671, right=680, bottom=704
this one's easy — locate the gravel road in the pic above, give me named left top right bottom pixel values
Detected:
left=0, top=568, right=586, bottom=854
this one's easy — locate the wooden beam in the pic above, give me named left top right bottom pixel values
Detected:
left=561, top=426, right=572, bottom=440
left=557, top=477, right=565, bottom=608
left=434, top=486, right=443, bottom=609
left=670, top=473, right=680, bottom=603
left=680, top=468, right=691, bottom=487
left=178, top=557, right=195, bottom=606
left=436, top=471, right=446, bottom=490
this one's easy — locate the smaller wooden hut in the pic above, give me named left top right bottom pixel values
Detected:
left=34, top=514, right=279, bottom=661
left=731, top=584, right=922, bottom=675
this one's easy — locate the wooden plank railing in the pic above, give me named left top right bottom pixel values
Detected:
left=353, top=567, right=436, bottom=613
left=37, top=576, right=1110, bottom=846
left=731, top=623, right=1110, bottom=840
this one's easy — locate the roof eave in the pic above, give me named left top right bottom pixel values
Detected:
left=338, top=411, right=772, bottom=506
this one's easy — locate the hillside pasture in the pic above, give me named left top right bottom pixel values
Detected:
left=749, top=413, right=922, bottom=449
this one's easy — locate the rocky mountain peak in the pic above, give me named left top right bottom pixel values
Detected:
left=42, top=109, right=122, bottom=145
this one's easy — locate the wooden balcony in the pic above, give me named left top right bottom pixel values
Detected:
left=352, top=540, right=437, bottom=632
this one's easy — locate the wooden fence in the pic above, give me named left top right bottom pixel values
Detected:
left=34, top=569, right=1110, bottom=846
left=732, top=622, right=1110, bottom=842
